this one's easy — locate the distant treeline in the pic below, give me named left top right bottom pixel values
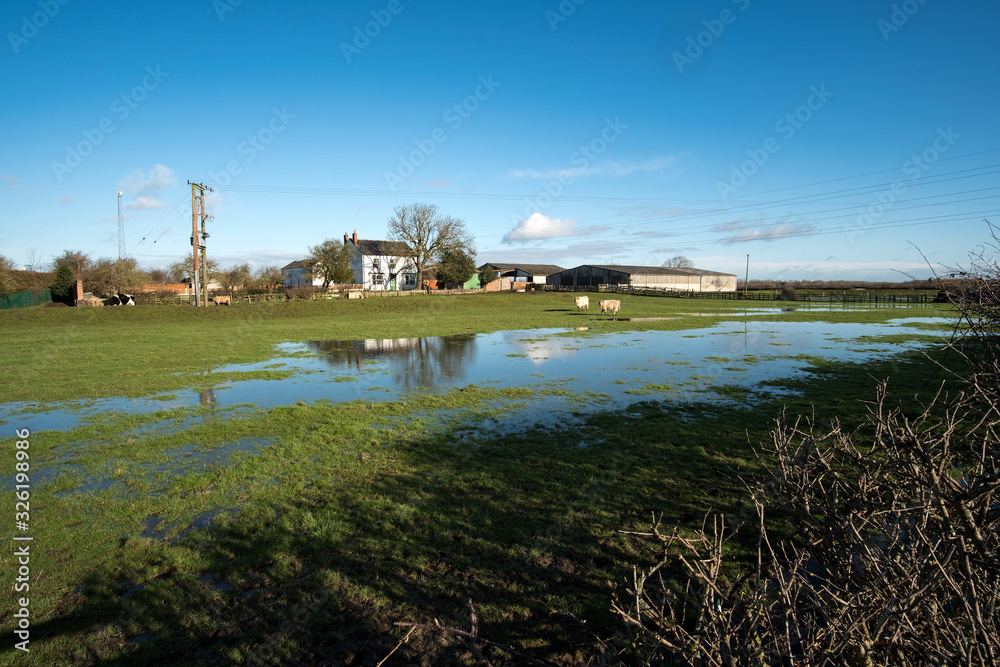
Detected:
left=740, top=278, right=945, bottom=291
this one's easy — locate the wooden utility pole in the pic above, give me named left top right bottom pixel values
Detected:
left=744, top=254, right=749, bottom=298
left=200, top=198, right=212, bottom=307
left=190, top=182, right=200, bottom=306
left=188, top=181, right=213, bottom=306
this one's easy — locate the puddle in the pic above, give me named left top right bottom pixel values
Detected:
left=0, top=319, right=951, bottom=436
left=52, top=438, right=276, bottom=498
left=140, top=515, right=169, bottom=539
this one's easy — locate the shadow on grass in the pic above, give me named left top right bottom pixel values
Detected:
left=11, top=349, right=956, bottom=665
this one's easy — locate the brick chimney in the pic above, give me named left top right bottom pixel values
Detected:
left=344, top=232, right=349, bottom=244
left=352, top=230, right=358, bottom=245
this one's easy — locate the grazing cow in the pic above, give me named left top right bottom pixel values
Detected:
left=599, top=299, right=621, bottom=316
left=103, top=293, right=135, bottom=306
left=212, top=295, right=232, bottom=305
left=574, top=295, right=589, bottom=311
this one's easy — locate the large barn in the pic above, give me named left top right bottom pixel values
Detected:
left=547, top=265, right=738, bottom=292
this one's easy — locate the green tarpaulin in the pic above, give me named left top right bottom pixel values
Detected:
left=0, top=288, right=53, bottom=310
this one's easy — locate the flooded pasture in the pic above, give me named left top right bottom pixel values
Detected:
left=2, top=316, right=949, bottom=434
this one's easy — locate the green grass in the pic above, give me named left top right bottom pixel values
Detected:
left=4, top=348, right=958, bottom=665
left=0, top=293, right=956, bottom=404
left=0, top=294, right=964, bottom=665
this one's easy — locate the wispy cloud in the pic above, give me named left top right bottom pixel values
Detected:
left=58, top=194, right=73, bottom=205
left=118, top=164, right=177, bottom=209
left=714, top=217, right=817, bottom=245
left=425, top=178, right=452, bottom=189
left=126, top=196, right=165, bottom=211
left=510, top=157, right=679, bottom=181
left=2, top=175, right=18, bottom=192
left=502, top=212, right=606, bottom=243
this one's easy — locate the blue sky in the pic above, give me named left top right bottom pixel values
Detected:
left=2, top=0, right=998, bottom=281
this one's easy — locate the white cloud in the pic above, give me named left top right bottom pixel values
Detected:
left=714, top=218, right=817, bottom=245
left=509, top=157, right=679, bottom=181
left=118, top=164, right=177, bottom=209
left=126, top=196, right=165, bottom=211
left=502, top=213, right=606, bottom=243
left=58, top=194, right=73, bottom=205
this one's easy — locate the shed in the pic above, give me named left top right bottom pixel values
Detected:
left=478, top=263, right=565, bottom=291
left=548, top=265, right=737, bottom=292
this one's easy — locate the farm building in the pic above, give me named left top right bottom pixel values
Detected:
left=421, top=267, right=481, bottom=291
left=547, top=265, right=737, bottom=292
left=478, top=263, right=565, bottom=291
left=345, top=231, right=419, bottom=291
left=280, top=260, right=321, bottom=288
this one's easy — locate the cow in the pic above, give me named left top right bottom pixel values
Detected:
left=574, top=295, right=589, bottom=311
left=599, top=299, right=621, bottom=316
left=212, top=295, right=232, bottom=305
left=103, top=293, right=135, bottom=306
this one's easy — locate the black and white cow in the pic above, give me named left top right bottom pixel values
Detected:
left=103, top=293, right=136, bottom=306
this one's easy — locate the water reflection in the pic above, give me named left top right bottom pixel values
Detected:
left=1, top=318, right=950, bottom=434
left=306, top=335, right=477, bottom=390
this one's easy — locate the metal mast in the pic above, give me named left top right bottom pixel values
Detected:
left=117, top=190, right=125, bottom=260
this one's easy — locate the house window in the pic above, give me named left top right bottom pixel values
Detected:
left=372, top=259, right=381, bottom=270
left=403, top=273, right=416, bottom=286
left=373, top=273, right=384, bottom=286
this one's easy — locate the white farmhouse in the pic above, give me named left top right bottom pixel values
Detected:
left=344, top=231, right=418, bottom=291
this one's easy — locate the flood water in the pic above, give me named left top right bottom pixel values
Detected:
left=2, top=317, right=949, bottom=434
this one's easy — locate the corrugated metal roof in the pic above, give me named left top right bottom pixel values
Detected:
left=480, top=263, right=565, bottom=275
left=577, top=264, right=736, bottom=277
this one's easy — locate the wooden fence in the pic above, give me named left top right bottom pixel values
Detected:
left=549, top=285, right=938, bottom=304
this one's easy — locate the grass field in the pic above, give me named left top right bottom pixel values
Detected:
left=0, top=293, right=962, bottom=665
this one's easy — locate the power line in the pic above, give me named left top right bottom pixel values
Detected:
left=648, top=209, right=1000, bottom=251
left=207, top=148, right=999, bottom=254
left=130, top=194, right=190, bottom=257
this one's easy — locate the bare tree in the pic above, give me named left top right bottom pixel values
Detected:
left=52, top=249, right=91, bottom=278
left=220, top=263, right=252, bottom=293
left=662, top=255, right=695, bottom=269
left=146, top=268, right=170, bottom=285
left=254, top=265, right=284, bottom=291
left=168, top=256, right=220, bottom=284
left=386, top=203, right=475, bottom=289
left=25, top=247, right=41, bottom=271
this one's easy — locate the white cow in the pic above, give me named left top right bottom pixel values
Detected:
left=599, top=299, right=621, bottom=316
left=574, top=295, right=589, bottom=311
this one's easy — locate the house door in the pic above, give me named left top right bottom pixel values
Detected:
left=389, top=276, right=396, bottom=290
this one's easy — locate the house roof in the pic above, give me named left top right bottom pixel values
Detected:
left=281, top=260, right=310, bottom=271
left=354, top=239, right=414, bottom=257
left=480, top=263, right=565, bottom=276
left=569, top=264, right=737, bottom=277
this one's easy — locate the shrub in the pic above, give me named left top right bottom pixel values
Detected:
left=50, top=263, right=75, bottom=305
left=613, top=231, right=1000, bottom=666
